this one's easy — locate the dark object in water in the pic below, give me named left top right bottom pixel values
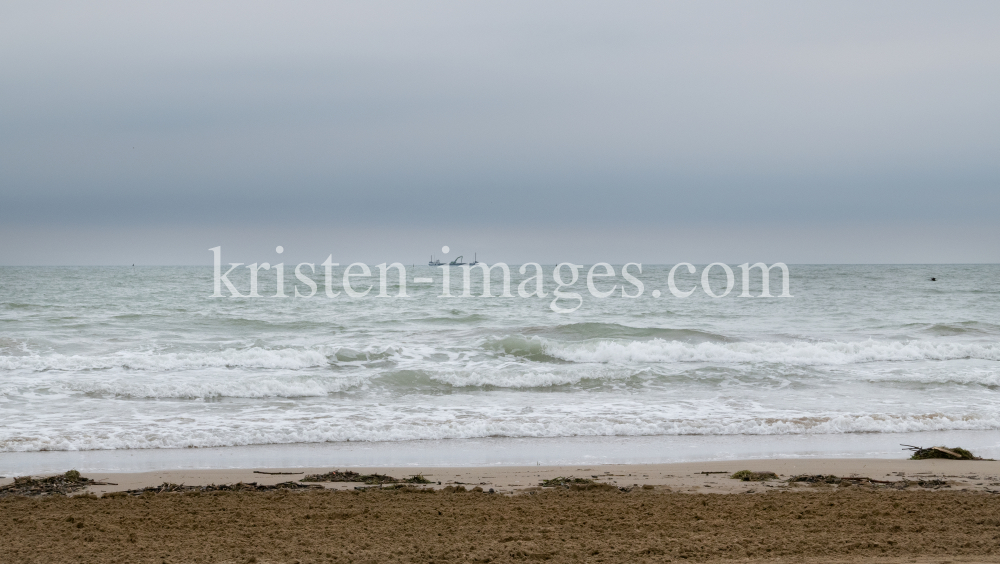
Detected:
left=930, top=277, right=937, bottom=281
left=447, top=253, right=479, bottom=266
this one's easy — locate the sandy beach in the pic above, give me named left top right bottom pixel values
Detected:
left=2, top=458, right=998, bottom=495
left=3, top=458, right=1000, bottom=563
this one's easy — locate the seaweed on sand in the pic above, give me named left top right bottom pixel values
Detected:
left=539, top=477, right=595, bottom=487
left=537, top=478, right=617, bottom=491
left=0, top=470, right=113, bottom=498
left=301, top=470, right=430, bottom=484
left=730, top=470, right=778, bottom=482
left=787, top=475, right=843, bottom=484
left=902, top=445, right=982, bottom=460
left=104, top=481, right=323, bottom=497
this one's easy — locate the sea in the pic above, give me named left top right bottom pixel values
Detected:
left=1, top=264, right=998, bottom=473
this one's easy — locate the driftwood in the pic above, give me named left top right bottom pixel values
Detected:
left=253, top=471, right=304, bottom=475
left=931, top=447, right=963, bottom=458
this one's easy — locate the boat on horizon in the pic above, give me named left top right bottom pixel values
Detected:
left=430, top=253, right=478, bottom=266
left=449, top=253, right=478, bottom=266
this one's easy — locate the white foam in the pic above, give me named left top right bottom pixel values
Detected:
left=0, top=347, right=338, bottom=372
left=426, top=364, right=640, bottom=388
left=544, top=338, right=1000, bottom=365
left=862, top=367, right=1000, bottom=387
left=3, top=411, right=999, bottom=452
left=2, top=339, right=996, bottom=375
left=63, top=375, right=366, bottom=398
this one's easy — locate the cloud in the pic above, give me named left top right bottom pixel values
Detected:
left=1, top=1, right=998, bottom=263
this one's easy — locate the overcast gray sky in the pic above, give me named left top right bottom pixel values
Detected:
left=1, top=1, right=998, bottom=265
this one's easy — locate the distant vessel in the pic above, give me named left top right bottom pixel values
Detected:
left=430, top=253, right=478, bottom=266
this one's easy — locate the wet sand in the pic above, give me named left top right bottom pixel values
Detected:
left=2, top=459, right=999, bottom=563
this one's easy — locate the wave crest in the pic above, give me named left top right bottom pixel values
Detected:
left=3, top=412, right=998, bottom=452
left=0, top=347, right=332, bottom=372
left=544, top=338, right=1000, bottom=365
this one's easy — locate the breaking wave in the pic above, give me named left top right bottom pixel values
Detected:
left=540, top=338, right=1000, bottom=365
left=0, top=346, right=404, bottom=373
left=3, top=412, right=999, bottom=452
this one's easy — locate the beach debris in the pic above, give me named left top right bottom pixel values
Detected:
left=699, top=471, right=729, bottom=475
left=902, top=444, right=982, bottom=460
left=302, top=471, right=397, bottom=484
left=252, top=471, right=304, bottom=475
left=105, top=481, right=323, bottom=497
left=539, top=477, right=595, bottom=487
left=574, top=483, right=618, bottom=492
left=839, top=476, right=894, bottom=484
left=0, top=470, right=116, bottom=498
left=904, top=479, right=949, bottom=489
left=353, top=483, right=435, bottom=492
left=535, top=477, right=620, bottom=491
left=786, top=474, right=945, bottom=488
left=787, top=475, right=845, bottom=484
left=730, top=470, right=778, bottom=482
left=301, top=470, right=431, bottom=484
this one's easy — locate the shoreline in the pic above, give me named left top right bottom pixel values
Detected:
left=4, top=458, right=999, bottom=495
left=4, top=429, right=1000, bottom=477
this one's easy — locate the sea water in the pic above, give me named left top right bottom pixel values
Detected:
left=1, top=264, right=998, bottom=471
